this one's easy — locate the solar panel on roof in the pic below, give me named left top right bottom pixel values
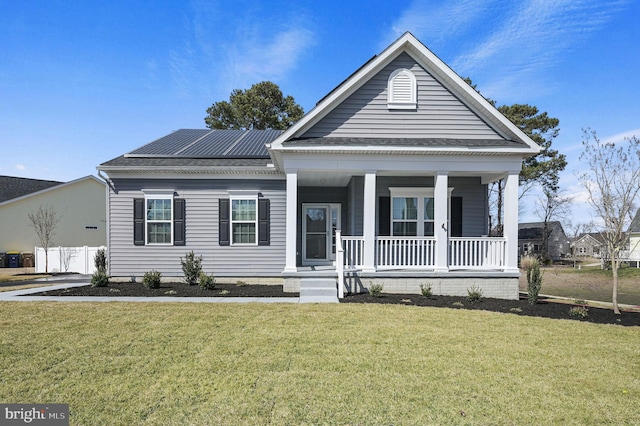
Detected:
left=125, top=129, right=281, bottom=159
left=127, top=129, right=211, bottom=156
left=225, top=129, right=281, bottom=157
left=178, top=130, right=244, bottom=156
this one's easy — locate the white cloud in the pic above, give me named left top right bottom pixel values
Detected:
left=386, top=0, right=629, bottom=101
left=15, top=164, right=26, bottom=171
left=167, top=2, right=316, bottom=98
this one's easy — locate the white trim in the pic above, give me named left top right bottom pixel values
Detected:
left=144, top=194, right=174, bottom=246
left=284, top=172, right=298, bottom=272
left=388, top=68, right=417, bottom=109
left=229, top=196, right=258, bottom=246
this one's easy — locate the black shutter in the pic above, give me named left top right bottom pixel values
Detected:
left=134, top=198, right=145, bottom=245
left=173, top=198, right=186, bottom=246
left=258, top=198, right=270, bottom=246
left=451, top=197, right=463, bottom=237
left=378, top=196, right=391, bottom=236
left=219, top=199, right=230, bottom=246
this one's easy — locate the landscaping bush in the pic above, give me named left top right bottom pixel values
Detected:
left=526, top=258, right=543, bottom=305
left=181, top=251, right=203, bottom=286
left=94, top=248, right=107, bottom=275
left=369, top=283, right=384, bottom=297
left=419, top=283, right=433, bottom=298
left=90, top=271, right=109, bottom=287
left=142, top=270, right=162, bottom=289
left=467, top=285, right=483, bottom=303
left=199, top=272, right=216, bottom=290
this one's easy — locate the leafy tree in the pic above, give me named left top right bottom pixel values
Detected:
left=463, top=79, right=566, bottom=231
left=577, top=129, right=640, bottom=314
left=28, top=205, right=61, bottom=273
left=204, top=81, right=304, bottom=130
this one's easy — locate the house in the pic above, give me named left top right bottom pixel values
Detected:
left=97, top=33, right=540, bottom=300
left=571, top=233, right=605, bottom=258
left=0, top=175, right=106, bottom=261
left=518, top=221, right=570, bottom=261
left=627, top=209, right=640, bottom=266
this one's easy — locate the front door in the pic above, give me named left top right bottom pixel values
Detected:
left=302, top=204, right=341, bottom=265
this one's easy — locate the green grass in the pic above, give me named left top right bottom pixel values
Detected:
left=539, top=266, right=640, bottom=305
left=1, top=302, right=638, bottom=425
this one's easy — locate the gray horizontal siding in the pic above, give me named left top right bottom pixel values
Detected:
left=108, top=178, right=286, bottom=278
left=302, top=52, right=502, bottom=140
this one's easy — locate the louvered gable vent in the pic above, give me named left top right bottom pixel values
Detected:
left=388, top=68, right=416, bottom=110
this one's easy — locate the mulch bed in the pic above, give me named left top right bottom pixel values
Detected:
left=33, top=282, right=297, bottom=298
left=27, top=282, right=640, bottom=326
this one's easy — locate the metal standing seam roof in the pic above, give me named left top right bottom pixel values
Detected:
left=125, top=129, right=281, bottom=158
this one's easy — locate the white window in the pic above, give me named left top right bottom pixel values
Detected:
left=146, top=197, right=173, bottom=244
left=388, top=68, right=417, bottom=109
left=231, top=198, right=257, bottom=245
left=389, top=188, right=444, bottom=237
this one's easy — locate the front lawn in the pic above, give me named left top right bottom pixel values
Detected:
left=520, top=265, right=640, bottom=305
left=0, top=302, right=637, bottom=425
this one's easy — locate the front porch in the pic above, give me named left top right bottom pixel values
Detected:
left=283, top=233, right=520, bottom=300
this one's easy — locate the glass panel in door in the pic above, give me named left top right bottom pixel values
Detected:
left=305, top=207, right=328, bottom=261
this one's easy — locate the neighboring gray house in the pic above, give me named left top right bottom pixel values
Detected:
left=518, top=221, right=570, bottom=261
left=628, top=209, right=640, bottom=263
left=98, top=33, right=540, bottom=300
left=572, top=233, right=605, bottom=258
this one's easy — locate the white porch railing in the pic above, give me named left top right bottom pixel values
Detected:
left=337, top=235, right=507, bottom=270
left=376, top=237, right=436, bottom=269
left=449, top=237, right=506, bottom=269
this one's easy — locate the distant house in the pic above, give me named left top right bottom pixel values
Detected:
left=628, top=209, right=640, bottom=263
left=97, top=33, right=541, bottom=300
left=0, top=175, right=106, bottom=257
left=518, top=221, right=570, bottom=260
left=572, top=233, right=605, bottom=258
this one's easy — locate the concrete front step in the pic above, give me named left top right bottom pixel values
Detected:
left=299, top=278, right=338, bottom=303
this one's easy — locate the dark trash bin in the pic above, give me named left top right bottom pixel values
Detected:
left=7, top=252, right=20, bottom=268
left=22, top=252, right=34, bottom=268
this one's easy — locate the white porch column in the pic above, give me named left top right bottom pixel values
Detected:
left=363, top=171, right=377, bottom=272
left=503, top=172, right=519, bottom=272
left=434, top=171, right=449, bottom=272
left=284, top=171, right=298, bottom=273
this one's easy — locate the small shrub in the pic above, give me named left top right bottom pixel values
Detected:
left=94, top=248, right=107, bottom=275
left=164, top=290, right=177, bottom=295
left=569, top=305, right=589, bottom=318
left=181, top=251, right=203, bottom=286
left=219, top=289, right=230, bottom=295
left=467, top=285, right=483, bottom=303
left=236, top=280, right=247, bottom=287
left=108, top=288, right=120, bottom=293
left=90, top=271, right=109, bottom=287
left=143, top=270, right=162, bottom=289
left=420, top=283, right=433, bottom=298
left=369, top=283, right=384, bottom=298
left=526, top=258, right=543, bottom=305
left=199, top=272, right=216, bottom=290
left=509, top=307, right=523, bottom=313
left=452, top=301, right=465, bottom=308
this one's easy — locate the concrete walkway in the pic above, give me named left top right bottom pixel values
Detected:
left=0, top=277, right=300, bottom=304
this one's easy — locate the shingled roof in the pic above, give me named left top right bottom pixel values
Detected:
left=629, top=208, right=640, bottom=233
left=0, top=176, right=63, bottom=204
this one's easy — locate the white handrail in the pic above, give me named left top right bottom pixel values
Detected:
left=335, top=230, right=344, bottom=298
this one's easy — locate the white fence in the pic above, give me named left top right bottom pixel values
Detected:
left=35, top=246, right=105, bottom=274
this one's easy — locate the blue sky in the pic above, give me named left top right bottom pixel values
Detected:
left=1, top=0, right=638, bottom=223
